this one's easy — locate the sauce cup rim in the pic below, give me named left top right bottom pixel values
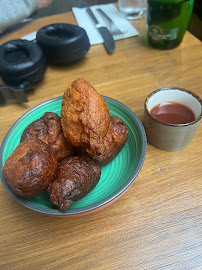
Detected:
left=144, top=87, right=202, bottom=127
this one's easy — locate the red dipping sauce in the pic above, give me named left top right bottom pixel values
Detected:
left=150, top=102, right=196, bottom=124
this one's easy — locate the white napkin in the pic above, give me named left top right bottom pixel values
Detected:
left=22, top=31, right=37, bottom=41
left=72, top=3, right=139, bottom=45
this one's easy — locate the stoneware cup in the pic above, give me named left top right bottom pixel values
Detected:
left=143, top=87, right=202, bottom=151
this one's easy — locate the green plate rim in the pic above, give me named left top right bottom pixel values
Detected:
left=0, top=96, right=147, bottom=216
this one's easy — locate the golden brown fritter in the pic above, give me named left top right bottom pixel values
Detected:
left=3, top=140, right=58, bottom=198
left=88, top=116, right=128, bottom=165
left=61, top=78, right=110, bottom=157
left=78, top=116, right=128, bottom=165
left=21, top=112, right=74, bottom=161
left=49, top=156, right=101, bottom=211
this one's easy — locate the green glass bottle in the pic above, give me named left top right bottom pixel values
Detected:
left=147, top=0, right=194, bottom=49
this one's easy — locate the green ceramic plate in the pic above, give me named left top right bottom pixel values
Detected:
left=0, top=96, right=147, bottom=216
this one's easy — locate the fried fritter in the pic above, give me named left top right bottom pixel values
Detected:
left=21, top=112, right=74, bottom=161
left=88, top=116, right=128, bottom=165
left=49, top=156, right=101, bottom=211
left=3, top=140, right=58, bottom=198
left=61, top=78, right=110, bottom=157
left=77, top=116, right=128, bottom=165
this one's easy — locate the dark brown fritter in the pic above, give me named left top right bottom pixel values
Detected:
left=21, top=112, right=74, bottom=161
left=84, top=116, right=128, bottom=165
left=2, top=140, right=58, bottom=198
left=61, top=78, right=110, bottom=157
left=49, top=156, right=101, bottom=211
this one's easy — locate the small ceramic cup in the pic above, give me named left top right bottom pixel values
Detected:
left=143, top=87, right=202, bottom=151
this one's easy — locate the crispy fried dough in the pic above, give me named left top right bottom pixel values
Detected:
left=49, top=156, right=101, bottom=211
left=76, top=116, right=128, bottom=165
left=21, top=112, right=74, bottom=160
left=87, top=116, right=128, bottom=165
left=61, top=78, right=110, bottom=157
left=3, top=140, right=58, bottom=198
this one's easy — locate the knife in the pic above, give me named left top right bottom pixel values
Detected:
left=86, top=7, right=115, bottom=54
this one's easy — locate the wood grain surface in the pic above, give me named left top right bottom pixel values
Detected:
left=0, top=7, right=202, bottom=270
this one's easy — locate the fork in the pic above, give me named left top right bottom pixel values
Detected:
left=96, top=8, right=124, bottom=36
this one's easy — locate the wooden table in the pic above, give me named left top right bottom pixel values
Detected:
left=0, top=8, right=202, bottom=270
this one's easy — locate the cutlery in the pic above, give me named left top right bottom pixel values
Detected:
left=96, top=8, right=124, bottom=36
left=86, top=7, right=115, bottom=54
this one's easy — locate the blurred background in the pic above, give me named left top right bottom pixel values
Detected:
left=2, top=0, right=202, bottom=41
left=188, top=0, right=202, bottom=41
left=33, top=0, right=202, bottom=41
